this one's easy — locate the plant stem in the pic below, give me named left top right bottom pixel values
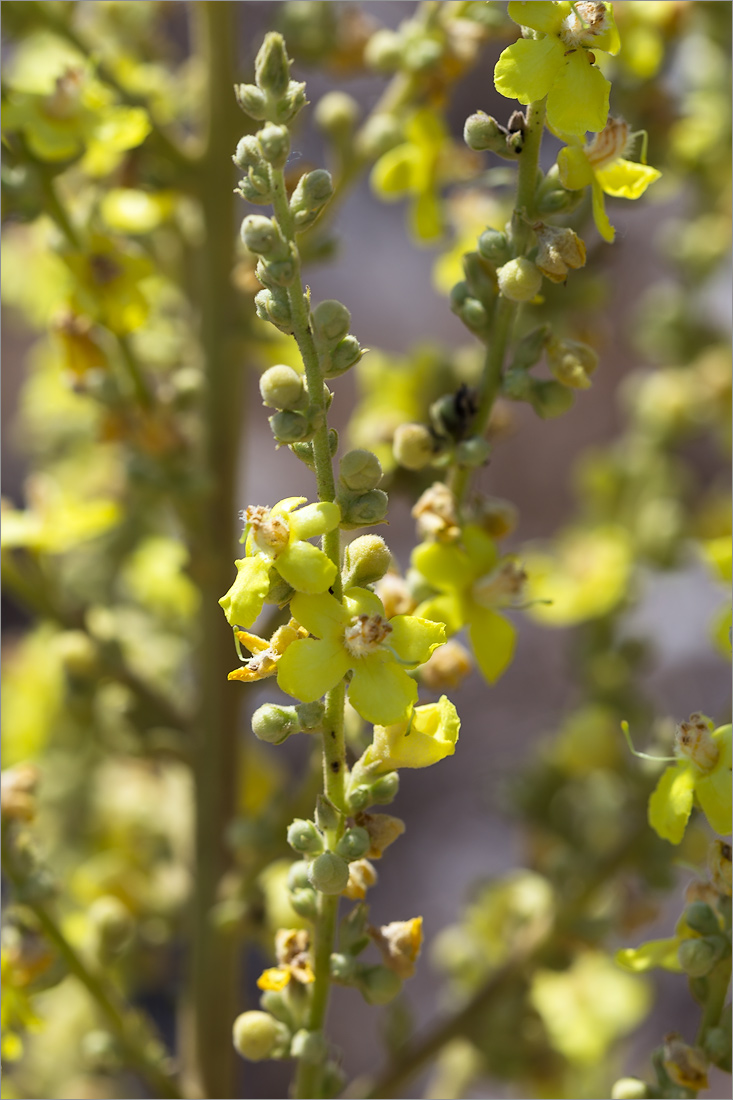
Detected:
left=451, top=98, right=547, bottom=508
left=185, top=4, right=244, bottom=1097
left=117, top=333, right=153, bottom=408
left=696, top=956, right=731, bottom=1044
left=3, top=838, right=182, bottom=1100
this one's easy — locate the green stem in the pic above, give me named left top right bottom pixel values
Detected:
left=39, top=172, right=81, bottom=249
left=696, top=956, right=731, bottom=1044
left=3, top=839, right=182, bottom=1100
left=117, top=333, right=153, bottom=408
left=185, top=4, right=244, bottom=1097
left=293, top=893, right=340, bottom=1100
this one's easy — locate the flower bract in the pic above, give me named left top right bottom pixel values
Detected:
left=276, top=587, right=445, bottom=725
left=495, top=2, right=621, bottom=136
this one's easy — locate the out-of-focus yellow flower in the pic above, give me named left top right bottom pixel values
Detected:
left=522, top=525, right=632, bottom=626
left=370, top=917, right=423, bottom=979
left=62, top=235, right=153, bottom=334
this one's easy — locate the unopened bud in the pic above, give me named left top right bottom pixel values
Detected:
left=330, top=952, right=357, bottom=983
left=548, top=337, right=598, bottom=390
left=237, top=173, right=273, bottom=205
left=348, top=771, right=400, bottom=811
left=464, top=112, right=504, bottom=152
left=275, top=82, right=307, bottom=126
left=290, top=886, right=318, bottom=919
left=338, top=488, right=389, bottom=530
left=312, top=299, right=351, bottom=345
left=264, top=571, right=294, bottom=606
left=258, top=124, right=290, bottom=168
left=233, top=135, right=263, bottom=170
left=340, top=449, right=382, bottom=492
left=453, top=295, right=489, bottom=335
left=336, top=827, right=370, bottom=862
left=477, top=228, right=511, bottom=265
left=259, top=989, right=296, bottom=1028
left=232, top=1011, right=288, bottom=1062
left=235, top=84, right=269, bottom=120
left=326, top=337, right=362, bottom=379
left=89, top=896, right=133, bottom=957
left=287, top=819, right=324, bottom=855
left=356, top=114, right=403, bottom=160
left=241, top=215, right=281, bottom=256
left=678, top=935, right=724, bottom=977
left=255, top=288, right=293, bottom=332
left=364, top=29, right=402, bottom=72
left=497, top=257, right=542, bottom=302
left=454, top=436, right=491, bottom=468
left=252, top=703, right=300, bottom=744
left=511, top=324, right=551, bottom=370
left=356, top=964, right=402, bottom=1005
left=255, top=33, right=291, bottom=98
left=290, top=169, right=334, bottom=229
left=683, top=902, right=721, bottom=937
left=342, top=535, right=392, bottom=588
left=269, top=410, right=313, bottom=444
left=295, top=701, right=325, bottom=732
left=709, top=839, right=732, bottom=896
left=308, top=852, right=350, bottom=895
left=287, top=860, right=310, bottom=891
left=529, top=380, right=575, bottom=419
left=610, top=1078, right=649, bottom=1100
left=463, top=252, right=497, bottom=305
left=703, top=1017, right=732, bottom=1071
left=259, top=365, right=304, bottom=410
left=535, top=224, right=586, bottom=283
left=314, top=91, right=359, bottom=140
left=393, top=423, right=435, bottom=470
left=291, top=1029, right=327, bottom=1065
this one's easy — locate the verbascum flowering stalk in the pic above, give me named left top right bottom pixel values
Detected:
left=223, top=33, right=457, bottom=1098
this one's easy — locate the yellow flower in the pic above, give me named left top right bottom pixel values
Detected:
left=522, top=525, right=632, bottom=626
left=61, top=234, right=153, bottom=334
left=358, top=695, right=460, bottom=773
left=557, top=117, right=661, bottom=242
left=256, top=928, right=314, bottom=992
left=343, top=859, right=378, bottom=900
left=648, top=716, right=732, bottom=844
left=495, top=2, right=620, bottom=136
left=228, top=619, right=308, bottom=683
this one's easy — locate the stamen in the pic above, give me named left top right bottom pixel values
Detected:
left=246, top=504, right=290, bottom=554
left=343, top=614, right=392, bottom=658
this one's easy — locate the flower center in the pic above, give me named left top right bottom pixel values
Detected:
left=43, top=68, right=84, bottom=119
left=560, top=1, right=609, bottom=49
left=89, top=253, right=123, bottom=287
left=473, top=560, right=527, bottom=608
left=585, top=118, right=630, bottom=169
left=675, top=713, right=719, bottom=772
left=246, top=505, right=290, bottom=555
left=343, top=614, right=392, bottom=658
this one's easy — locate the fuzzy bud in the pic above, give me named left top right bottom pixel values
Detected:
left=256, top=254, right=298, bottom=290
left=477, top=228, right=511, bottom=265
left=453, top=295, right=489, bottom=335
left=235, top=84, right=269, bottom=120
left=287, top=860, right=310, bottom=891
left=237, top=174, right=273, bottom=206
left=251, top=703, right=300, bottom=744
left=678, top=936, right=724, bottom=977
left=338, top=488, right=389, bottom=530
left=348, top=771, right=400, bottom=811
left=529, top=380, right=575, bottom=419
left=295, top=701, right=325, bottom=732
left=290, top=887, right=318, bottom=920
left=233, top=135, right=263, bottom=171
left=314, top=91, right=359, bottom=140
left=290, top=1029, right=327, bottom=1065
left=454, top=437, right=491, bottom=468
left=326, top=335, right=363, bottom=377
left=312, top=299, right=351, bottom=345
left=339, top=449, right=382, bottom=492
left=547, top=337, right=598, bottom=389
left=232, top=1011, right=288, bottom=1062
left=259, top=990, right=296, bottom=1028
left=464, top=112, right=505, bottom=153
left=258, top=123, right=291, bottom=168
left=259, top=365, right=304, bottom=410
left=254, top=33, right=291, bottom=98
left=356, top=114, right=403, bottom=160
left=497, top=257, right=542, bottom=302
left=342, top=535, right=392, bottom=588
left=364, top=29, right=402, bottom=72
left=287, top=819, right=324, bottom=855
left=356, top=964, right=402, bottom=1005
left=683, top=902, right=721, bottom=937
left=393, top=423, right=435, bottom=470
left=535, top=224, right=586, bottom=283
left=290, top=169, right=334, bottom=229
left=462, top=252, right=497, bottom=305
left=308, top=852, right=350, bottom=895
left=704, top=1017, right=732, bottom=1071
left=89, top=896, right=133, bottom=957
left=330, top=952, right=357, bottom=983
left=610, top=1079, right=649, bottom=1100
left=254, top=288, right=293, bottom=333
left=275, top=82, right=307, bottom=126
left=241, top=215, right=281, bottom=256
left=269, top=410, right=314, bottom=444
left=336, top=827, right=371, bottom=862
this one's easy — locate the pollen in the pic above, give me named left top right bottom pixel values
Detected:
left=343, top=613, right=392, bottom=657
left=675, top=713, right=719, bottom=772
left=585, top=117, right=630, bottom=169
left=560, top=1, right=609, bottom=49
left=246, top=504, right=290, bottom=554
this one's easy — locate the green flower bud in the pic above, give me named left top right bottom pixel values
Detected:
left=314, top=91, right=359, bottom=140
left=256, top=255, right=297, bottom=288
left=356, top=114, right=404, bottom=160
left=287, top=819, right=324, bottom=855
left=547, top=337, right=598, bottom=389
left=232, top=1011, right=288, bottom=1062
left=392, top=423, right=436, bottom=470
left=235, top=84, right=269, bottom=120
left=678, top=935, right=724, bottom=977
left=254, top=33, right=291, bottom=98
left=477, top=228, right=511, bottom=265
left=330, top=952, right=357, bottom=982
left=349, top=771, right=400, bottom=810
left=404, top=35, right=442, bottom=72
left=338, top=488, right=389, bottom=530
left=529, top=380, right=575, bottom=419
left=259, top=989, right=296, bottom=1029
left=233, top=135, right=263, bottom=171
left=336, top=827, right=370, bottom=862
left=610, top=1078, right=649, bottom=1100
left=308, top=852, right=350, bottom=895
left=315, top=794, right=340, bottom=833
left=339, top=449, right=382, bottom=492
left=295, top=701, right=325, bottom=732
left=463, top=252, right=497, bottom=305
left=258, top=123, right=291, bottom=168
left=464, top=112, right=519, bottom=157
left=452, top=295, right=488, bottom=335
left=342, top=535, right=392, bottom=588
left=251, top=703, right=301, bottom=744
left=325, top=335, right=363, bottom=377
left=312, top=299, right=351, bottom=345
left=684, top=902, right=721, bottom=937
left=364, top=29, right=402, bottom=72
left=287, top=860, right=310, bottom=891
left=290, top=1029, right=327, bottom=1065
left=357, top=964, right=402, bottom=1005
left=237, top=174, right=273, bottom=205
left=510, top=324, right=551, bottom=370
left=290, top=429, right=338, bottom=469
left=274, top=81, right=308, bottom=126
left=497, top=257, right=542, bottom=302
left=290, top=887, right=319, bottom=920
left=535, top=164, right=583, bottom=215
left=503, top=368, right=532, bottom=401
left=290, top=169, right=334, bottom=229
left=89, top=896, right=133, bottom=957
left=704, top=1015, right=732, bottom=1072
left=269, top=410, right=313, bottom=444
left=241, top=215, right=281, bottom=256
left=454, top=437, right=491, bottom=468
left=259, top=365, right=304, bottom=410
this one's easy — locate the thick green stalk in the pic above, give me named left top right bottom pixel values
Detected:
left=696, top=956, right=731, bottom=1043
left=451, top=98, right=547, bottom=507
left=186, top=4, right=244, bottom=1098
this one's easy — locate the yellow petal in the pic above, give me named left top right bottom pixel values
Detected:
left=595, top=158, right=661, bottom=199
left=277, top=636, right=351, bottom=703
left=547, top=52, right=610, bottom=136
left=495, top=36, right=566, bottom=106
left=648, top=764, right=695, bottom=845
left=256, top=967, right=291, bottom=992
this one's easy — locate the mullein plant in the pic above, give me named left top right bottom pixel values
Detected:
left=220, top=8, right=677, bottom=1097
